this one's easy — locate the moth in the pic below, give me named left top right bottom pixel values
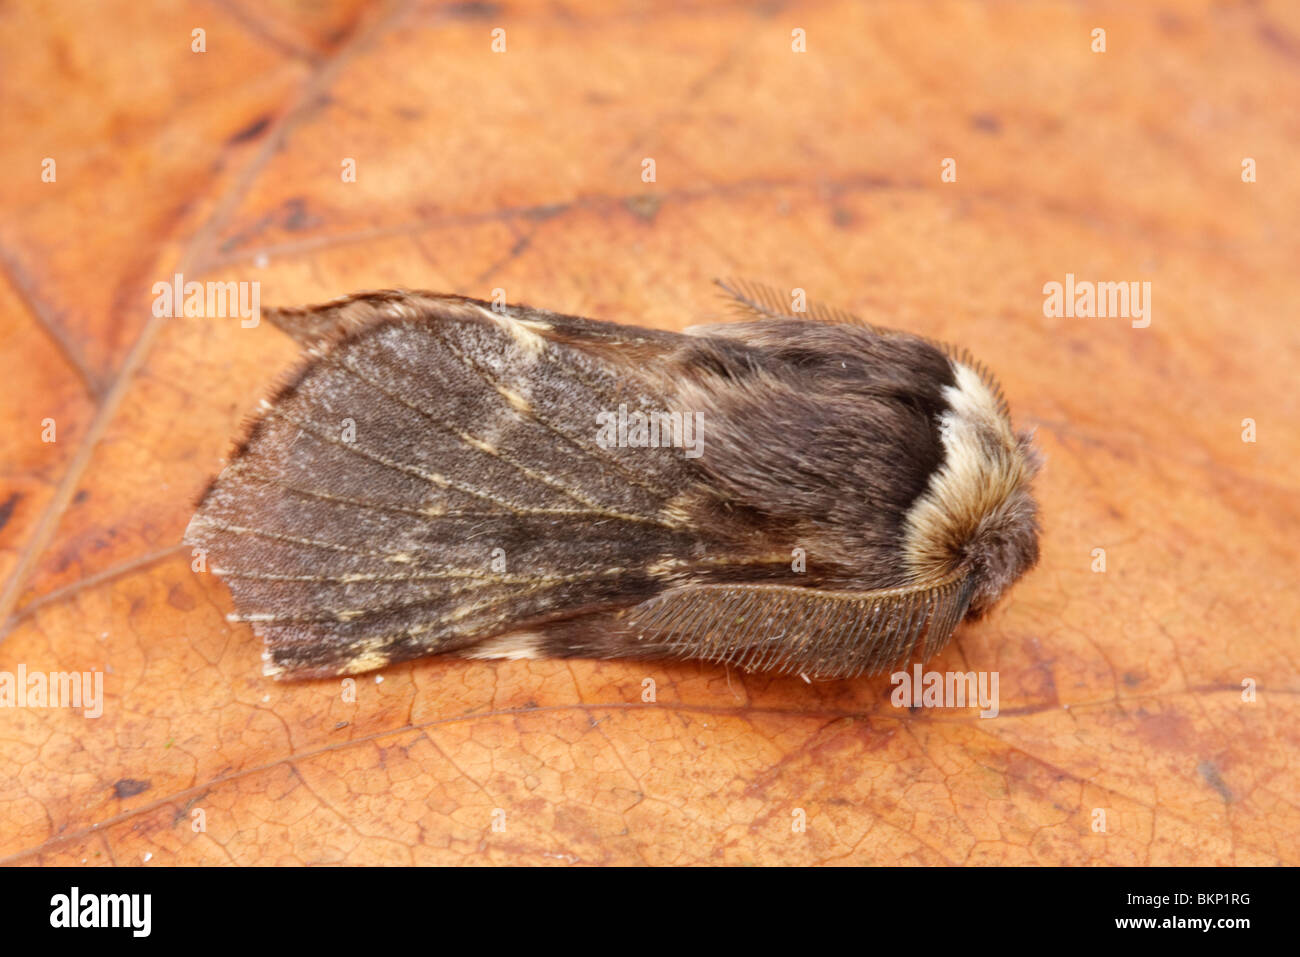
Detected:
left=185, top=281, right=1041, bottom=680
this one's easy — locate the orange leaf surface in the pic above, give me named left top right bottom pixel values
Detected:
left=1, top=0, right=1297, bottom=866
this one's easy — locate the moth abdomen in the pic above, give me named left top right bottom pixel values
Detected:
left=186, top=285, right=1040, bottom=680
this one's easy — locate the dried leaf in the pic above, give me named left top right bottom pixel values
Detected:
left=1, top=0, right=1297, bottom=866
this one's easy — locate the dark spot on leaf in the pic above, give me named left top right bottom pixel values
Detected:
left=113, top=778, right=151, bottom=799
left=624, top=195, right=662, bottom=222
left=505, top=232, right=532, bottom=261
left=227, top=115, right=272, bottom=145
left=524, top=203, right=569, bottom=222
left=282, top=197, right=320, bottom=232
left=167, top=583, right=196, bottom=612
left=445, top=1, right=501, bottom=18
left=72, top=489, right=88, bottom=505
left=1197, top=760, right=1233, bottom=802
left=0, top=492, right=20, bottom=532
left=1258, top=20, right=1300, bottom=61
left=832, top=206, right=856, bottom=228
left=1157, top=12, right=1188, bottom=35
left=970, top=113, right=1002, bottom=134
left=1136, top=710, right=1191, bottom=750
left=1122, top=671, right=1141, bottom=687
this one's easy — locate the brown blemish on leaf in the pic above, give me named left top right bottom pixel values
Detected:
left=226, top=114, right=272, bottom=146
left=112, top=779, right=151, bottom=799
left=445, top=1, right=502, bottom=18
left=166, top=583, right=196, bottom=612
left=0, top=493, right=20, bottom=532
left=1197, top=761, right=1233, bottom=803
left=1135, top=710, right=1193, bottom=751
left=624, top=195, right=662, bottom=222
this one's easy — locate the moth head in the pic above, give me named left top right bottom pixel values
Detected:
left=903, top=361, right=1042, bottom=619
left=958, top=426, right=1042, bottom=618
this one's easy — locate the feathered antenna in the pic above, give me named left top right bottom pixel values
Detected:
left=713, top=278, right=882, bottom=332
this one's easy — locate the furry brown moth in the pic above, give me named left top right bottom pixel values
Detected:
left=185, top=281, right=1041, bottom=680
